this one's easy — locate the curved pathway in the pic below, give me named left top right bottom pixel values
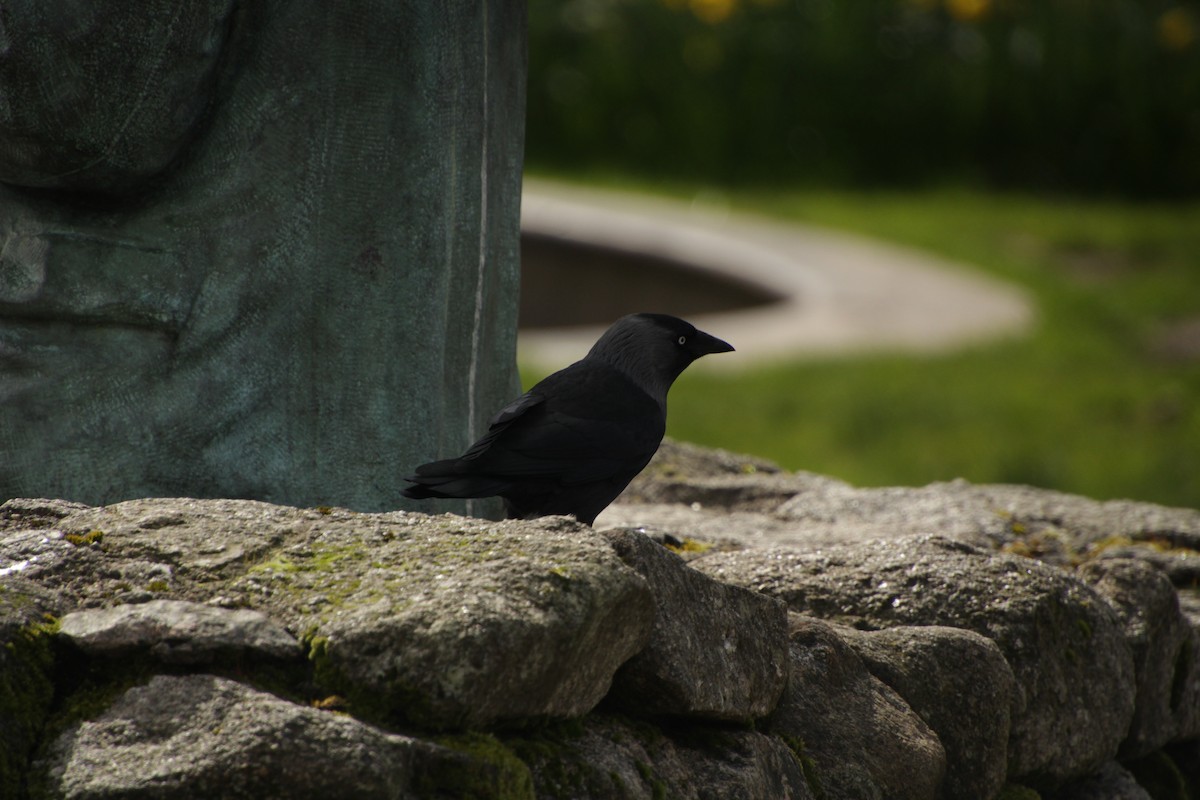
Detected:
left=518, top=179, right=1034, bottom=369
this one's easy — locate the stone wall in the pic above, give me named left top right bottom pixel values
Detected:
left=3, top=441, right=1199, bottom=799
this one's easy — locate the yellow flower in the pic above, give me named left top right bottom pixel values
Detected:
left=945, top=0, right=991, bottom=23
left=689, top=0, right=736, bottom=24
left=1158, top=7, right=1196, bottom=51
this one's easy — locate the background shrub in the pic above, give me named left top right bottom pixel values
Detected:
left=527, top=0, right=1200, bottom=197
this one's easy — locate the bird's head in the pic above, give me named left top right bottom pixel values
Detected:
left=587, top=313, right=735, bottom=400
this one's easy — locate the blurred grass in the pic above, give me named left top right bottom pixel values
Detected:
left=519, top=181, right=1200, bottom=509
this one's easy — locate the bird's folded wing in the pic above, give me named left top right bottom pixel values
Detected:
left=453, top=392, right=547, bottom=464
left=499, top=410, right=657, bottom=485
left=454, top=360, right=664, bottom=485
left=488, top=392, right=546, bottom=428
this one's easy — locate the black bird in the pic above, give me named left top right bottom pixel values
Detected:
left=402, top=313, right=734, bottom=525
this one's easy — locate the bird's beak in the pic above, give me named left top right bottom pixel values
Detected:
left=695, top=329, right=735, bottom=355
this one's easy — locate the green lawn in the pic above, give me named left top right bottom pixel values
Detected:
left=521, top=181, right=1200, bottom=510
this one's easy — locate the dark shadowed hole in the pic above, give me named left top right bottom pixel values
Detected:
left=519, top=232, right=785, bottom=329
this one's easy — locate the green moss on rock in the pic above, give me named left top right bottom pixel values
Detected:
left=1, top=619, right=58, bottom=800
left=1124, top=751, right=1189, bottom=800
left=779, top=734, right=826, bottom=800
left=506, top=721, right=599, bottom=797
left=420, top=733, right=534, bottom=800
left=303, top=631, right=436, bottom=730
left=64, top=529, right=104, bottom=547
left=634, top=761, right=667, bottom=800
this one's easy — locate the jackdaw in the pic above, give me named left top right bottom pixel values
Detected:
left=402, top=313, right=734, bottom=524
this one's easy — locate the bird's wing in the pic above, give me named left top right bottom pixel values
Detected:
left=489, top=392, right=546, bottom=428
left=461, top=360, right=664, bottom=486
left=452, top=392, right=547, bottom=463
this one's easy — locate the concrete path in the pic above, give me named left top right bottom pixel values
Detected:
left=518, top=179, right=1034, bottom=369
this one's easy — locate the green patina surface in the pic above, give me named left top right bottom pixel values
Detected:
left=0, top=2, right=525, bottom=514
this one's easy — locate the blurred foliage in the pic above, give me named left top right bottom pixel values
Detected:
left=527, top=0, right=1200, bottom=196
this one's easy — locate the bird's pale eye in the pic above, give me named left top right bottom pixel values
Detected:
left=677, top=335, right=687, bottom=345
